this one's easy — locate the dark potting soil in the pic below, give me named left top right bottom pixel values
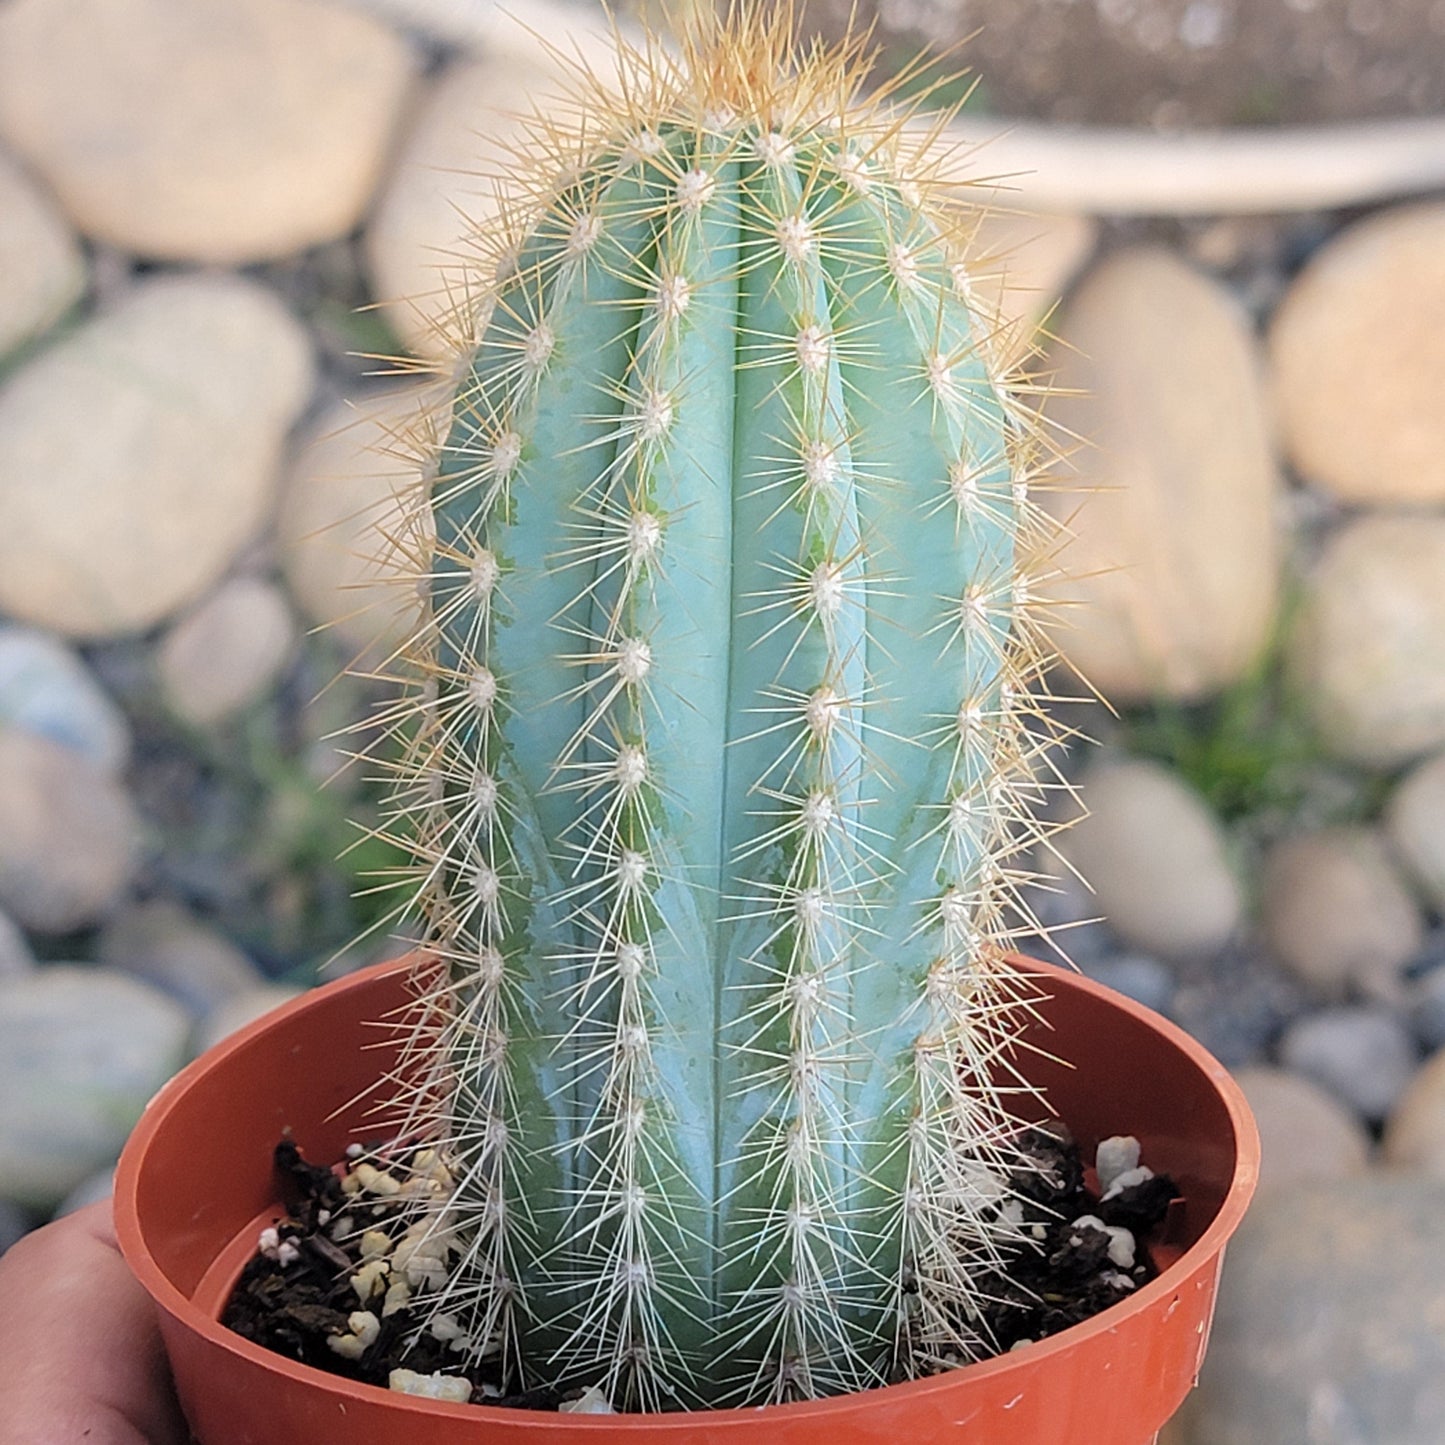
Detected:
left=960, top=1122, right=1181, bottom=1357
left=220, top=1123, right=1178, bottom=1409
left=222, top=1139, right=567, bottom=1408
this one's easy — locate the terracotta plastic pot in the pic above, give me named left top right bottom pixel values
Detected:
left=115, top=956, right=1258, bottom=1445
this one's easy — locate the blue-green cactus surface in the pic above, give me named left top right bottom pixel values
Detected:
left=385, top=11, right=1057, bottom=1411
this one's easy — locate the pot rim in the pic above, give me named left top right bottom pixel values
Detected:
left=115, top=954, right=1259, bottom=1429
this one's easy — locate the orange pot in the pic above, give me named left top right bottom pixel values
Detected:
left=114, top=957, right=1257, bottom=1445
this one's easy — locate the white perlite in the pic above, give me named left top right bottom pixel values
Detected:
left=1102, top=1166, right=1156, bottom=1202
left=1095, top=1135, right=1142, bottom=1195
left=327, top=1310, right=381, bottom=1361
left=558, top=1385, right=616, bottom=1415
left=388, top=1369, right=472, bottom=1403
left=1072, top=1214, right=1138, bottom=1270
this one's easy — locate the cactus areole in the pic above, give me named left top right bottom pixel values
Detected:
left=384, top=6, right=1059, bottom=1412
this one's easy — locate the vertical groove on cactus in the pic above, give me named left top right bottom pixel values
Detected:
left=363, top=4, right=1072, bottom=1412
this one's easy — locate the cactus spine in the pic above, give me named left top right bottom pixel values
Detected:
left=379, top=7, right=1061, bottom=1411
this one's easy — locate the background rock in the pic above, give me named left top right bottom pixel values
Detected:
left=0, top=1199, right=30, bottom=1254
left=958, top=208, right=1097, bottom=358
left=1058, top=758, right=1242, bottom=960
left=1076, top=951, right=1175, bottom=1015
left=0, top=0, right=417, bottom=263
left=1289, top=513, right=1445, bottom=767
left=0, top=730, right=139, bottom=933
left=1384, top=1047, right=1445, bottom=1177
left=1270, top=202, right=1445, bottom=505
left=0, top=965, right=190, bottom=1210
left=54, top=1168, right=114, bottom=1216
left=1278, top=1004, right=1417, bottom=1122
left=277, top=386, right=435, bottom=661
left=1261, top=827, right=1424, bottom=999
left=1013, top=860, right=1115, bottom=966
left=1157, top=1416, right=1187, bottom=1445
left=0, top=274, right=313, bottom=638
left=0, top=625, right=130, bottom=773
left=1191, top=1176, right=1445, bottom=1445
left=158, top=576, right=297, bottom=726
left=1386, top=750, right=1445, bottom=911
left=0, top=147, right=84, bottom=358
left=1040, top=247, right=1281, bottom=702
left=1407, top=954, right=1445, bottom=1051
left=98, top=898, right=262, bottom=1018
left=1167, top=946, right=1307, bottom=1070
left=195, top=982, right=305, bottom=1054
left=1232, top=1066, right=1371, bottom=1201
left=0, top=909, right=34, bottom=977
left=365, top=53, right=568, bottom=357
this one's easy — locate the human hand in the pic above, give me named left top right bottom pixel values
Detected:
left=0, top=1199, right=188, bottom=1445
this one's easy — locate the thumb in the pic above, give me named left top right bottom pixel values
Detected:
left=0, top=1198, right=189, bottom=1445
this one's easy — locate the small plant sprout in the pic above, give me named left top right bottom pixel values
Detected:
left=364, top=1, right=1072, bottom=1414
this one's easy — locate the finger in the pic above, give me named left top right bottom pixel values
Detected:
left=0, top=1199, right=189, bottom=1445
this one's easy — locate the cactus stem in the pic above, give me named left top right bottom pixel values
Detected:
left=353, top=2, right=1081, bottom=1408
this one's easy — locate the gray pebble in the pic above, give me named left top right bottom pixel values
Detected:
left=53, top=1168, right=115, bottom=1217
left=0, top=965, right=190, bottom=1210
left=158, top=577, right=297, bottom=727
left=1383, top=1047, right=1445, bottom=1178
left=99, top=899, right=261, bottom=1018
left=1057, top=759, right=1242, bottom=962
left=1387, top=750, right=1445, bottom=911
left=0, top=1198, right=31, bottom=1255
left=1408, top=961, right=1445, bottom=1052
left=1192, top=1175, right=1445, bottom=1444
left=0, top=907, right=34, bottom=977
left=1261, top=826, right=1424, bottom=1000
left=1404, top=930, right=1445, bottom=1043
left=1168, top=946, right=1308, bottom=1069
left=0, top=625, right=130, bottom=775
left=194, top=983, right=305, bottom=1055
left=0, top=731, right=140, bottom=933
left=1233, top=1066, right=1371, bottom=1202
left=1279, top=1005, right=1418, bottom=1122
left=1081, top=952, right=1176, bottom=1015
left=1014, top=862, right=1113, bottom=965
